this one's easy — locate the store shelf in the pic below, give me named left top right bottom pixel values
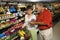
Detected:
left=0, top=14, right=16, bottom=20
left=0, top=17, right=24, bottom=30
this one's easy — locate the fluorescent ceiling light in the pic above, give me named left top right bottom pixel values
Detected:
left=28, top=0, right=40, bottom=2
left=27, top=0, right=55, bottom=2
left=30, top=0, right=38, bottom=2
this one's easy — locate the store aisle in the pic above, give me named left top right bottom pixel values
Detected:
left=53, top=21, right=60, bottom=40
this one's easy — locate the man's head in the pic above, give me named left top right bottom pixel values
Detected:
left=35, top=3, right=44, bottom=13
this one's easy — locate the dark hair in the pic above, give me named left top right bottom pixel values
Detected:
left=26, top=5, right=33, bottom=10
left=21, top=7, right=26, bottom=12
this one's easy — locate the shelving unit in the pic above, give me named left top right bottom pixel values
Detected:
left=0, top=13, right=25, bottom=40
left=0, top=14, right=24, bottom=31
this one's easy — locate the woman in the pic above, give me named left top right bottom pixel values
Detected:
left=22, top=5, right=37, bottom=40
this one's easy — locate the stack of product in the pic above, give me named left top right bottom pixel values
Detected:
left=0, top=7, right=5, bottom=14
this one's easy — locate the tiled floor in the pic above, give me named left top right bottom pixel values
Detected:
left=53, top=21, right=60, bottom=40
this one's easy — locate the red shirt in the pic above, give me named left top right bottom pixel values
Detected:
left=36, top=9, right=52, bottom=30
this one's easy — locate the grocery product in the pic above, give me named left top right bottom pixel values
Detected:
left=18, top=30, right=25, bottom=37
left=9, top=6, right=17, bottom=13
left=0, top=33, right=5, bottom=38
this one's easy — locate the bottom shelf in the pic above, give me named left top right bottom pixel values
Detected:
left=0, top=32, right=18, bottom=40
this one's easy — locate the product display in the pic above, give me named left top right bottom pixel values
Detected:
left=0, top=13, right=31, bottom=40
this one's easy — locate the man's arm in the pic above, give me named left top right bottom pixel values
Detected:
left=29, top=22, right=47, bottom=26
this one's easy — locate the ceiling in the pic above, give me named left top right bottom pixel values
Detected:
left=0, top=0, right=59, bottom=2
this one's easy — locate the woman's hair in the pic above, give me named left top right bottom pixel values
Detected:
left=26, top=5, right=33, bottom=10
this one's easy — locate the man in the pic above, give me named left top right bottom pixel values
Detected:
left=30, top=3, right=53, bottom=40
